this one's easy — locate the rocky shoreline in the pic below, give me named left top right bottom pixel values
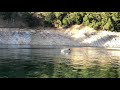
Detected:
left=0, top=25, right=120, bottom=47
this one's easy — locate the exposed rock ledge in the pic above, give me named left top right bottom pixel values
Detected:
left=0, top=25, right=120, bottom=47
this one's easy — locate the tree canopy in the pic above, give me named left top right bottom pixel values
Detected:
left=0, top=12, right=120, bottom=32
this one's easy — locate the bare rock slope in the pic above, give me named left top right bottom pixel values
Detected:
left=31, top=25, right=120, bottom=47
left=0, top=25, right=120, bottom=47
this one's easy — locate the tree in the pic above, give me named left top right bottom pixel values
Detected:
left=103, top=18, right=114, bottom=31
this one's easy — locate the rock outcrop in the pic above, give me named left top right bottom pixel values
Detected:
left=0, top=25, right=120, bottom=47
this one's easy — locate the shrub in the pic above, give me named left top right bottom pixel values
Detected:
left=22, top=13, right=41, bottom=28
left=103, top=18, right=114, bottom=31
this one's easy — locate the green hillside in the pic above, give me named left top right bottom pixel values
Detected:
left=0, top=12, right=120, bottom=32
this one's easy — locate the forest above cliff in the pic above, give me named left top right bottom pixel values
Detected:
left=0, top=12, right=120, bottom=32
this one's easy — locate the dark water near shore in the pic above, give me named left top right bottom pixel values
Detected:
left=0, top=45, right=120, bottom=78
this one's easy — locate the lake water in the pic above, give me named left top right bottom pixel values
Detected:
left=0, top=45, right=120, bottom=78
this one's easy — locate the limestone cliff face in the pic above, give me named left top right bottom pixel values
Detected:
left=0, top=26, right=120, bottom=47
left=31, top=26, right=120, bottom=47
left=0, top=28, right=33, bottom=44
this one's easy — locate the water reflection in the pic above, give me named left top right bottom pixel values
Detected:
left=0, top=45, right=120, bottom=78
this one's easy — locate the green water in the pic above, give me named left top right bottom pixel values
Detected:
left=0, top=45, right=120, bottom=78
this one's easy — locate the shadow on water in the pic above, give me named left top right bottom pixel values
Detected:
left=0, top=45, right=120, bottom=78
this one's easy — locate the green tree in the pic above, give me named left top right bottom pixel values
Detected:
left=103, top=18, right=114, bottom=31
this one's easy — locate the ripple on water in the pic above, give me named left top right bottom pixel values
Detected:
left=0, top=45, right=120, bottom=78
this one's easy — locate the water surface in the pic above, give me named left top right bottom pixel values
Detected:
left=0, top=45, right=120, bottom=78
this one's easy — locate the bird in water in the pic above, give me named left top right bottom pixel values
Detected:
left=61, top=48, right=71, bottom=55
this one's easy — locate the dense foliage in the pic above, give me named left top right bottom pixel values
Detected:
left=0, top=12, right=120, bottom=31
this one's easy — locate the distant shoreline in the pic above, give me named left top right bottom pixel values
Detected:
left=0, top=25, right=120, bottom=47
